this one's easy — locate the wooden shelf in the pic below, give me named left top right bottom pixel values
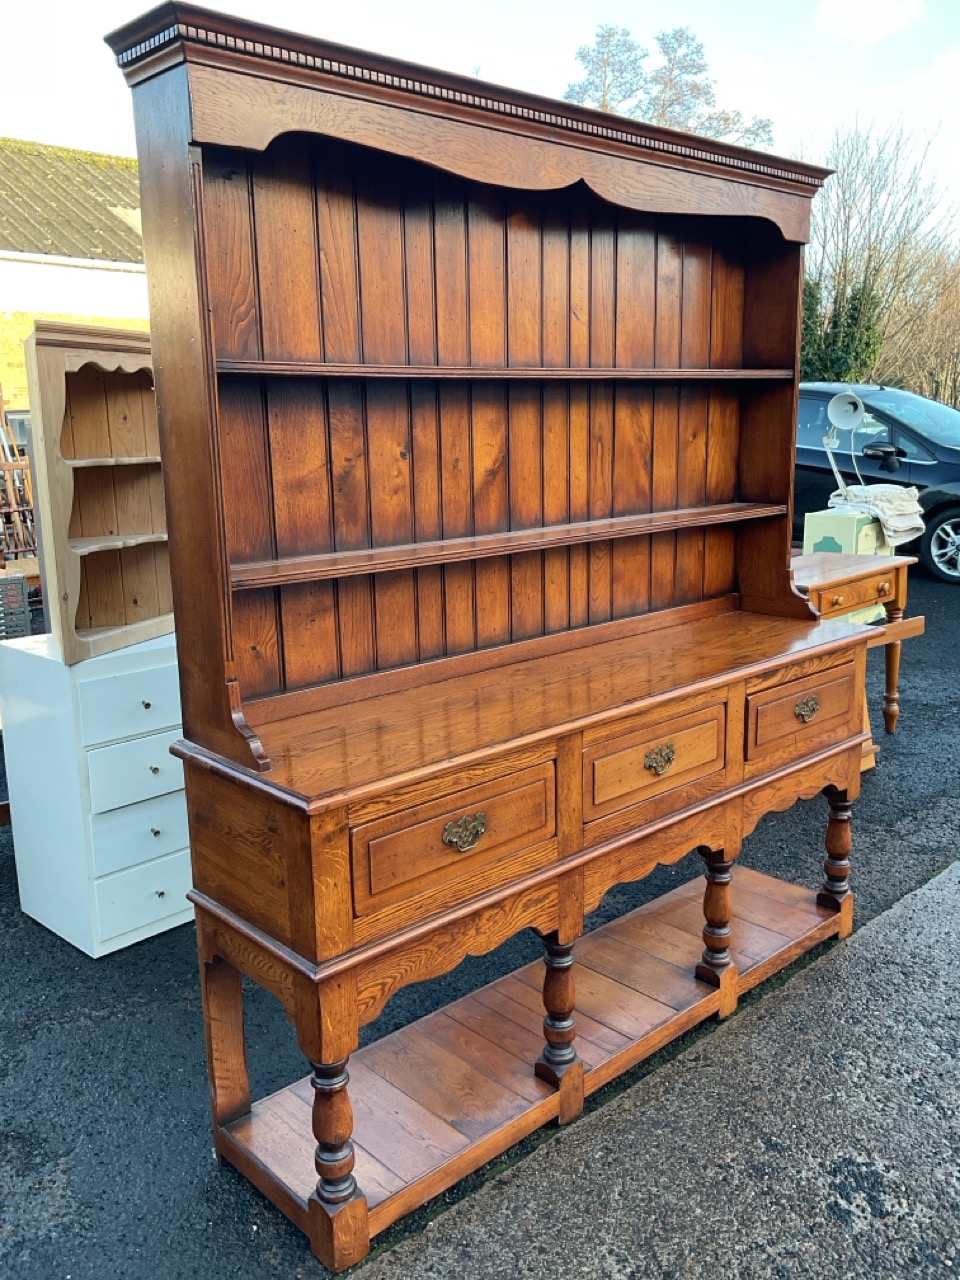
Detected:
left=218, top=360, right=795, bottom=381
left=75, top=614, right=175, bottom=642
left=69, top=533, right=168, bottom=555
left=64, top=455, right=161, bottom=468
left=219, top=867, right=843, bottom=1240
left=232, top=502, right=787, bottom=589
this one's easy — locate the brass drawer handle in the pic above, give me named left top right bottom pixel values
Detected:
left=442, top=812, right=487, bottom=852
left=644, top=742, right=676, bottom=776
left=795, top=695, right=820, bottom=724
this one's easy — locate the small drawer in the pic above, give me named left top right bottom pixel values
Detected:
left=745, top=664, right=858, bottom=763
left=583, top=703, right=726, bottom=823
left=79, top=664, right=181, bottom=746
left=351, top=763, right=556, bottom=916
left=91, top=790, right=190, bottom=877
left=815, top=571, right=896, bottom=618
left=95, top=848, right=192, bottom=942
left=87, top=729, right=184, bottom=814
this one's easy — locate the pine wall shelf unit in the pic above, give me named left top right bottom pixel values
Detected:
left=110, top=6, right=881, bottom=1268
left=25, top=322, right=172, bottom=664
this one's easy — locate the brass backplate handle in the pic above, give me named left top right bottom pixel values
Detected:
left=644, top=742, right=676, bottom=776
left=442, top=812, right=487, bottom=852
left=795, top=694, right=820, bottom=724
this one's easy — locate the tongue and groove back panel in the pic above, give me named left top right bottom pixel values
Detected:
left=203, top=136, right=773, bottom=702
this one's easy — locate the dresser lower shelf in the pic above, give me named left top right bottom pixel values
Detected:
left=219, top=867, right=844, bottom=1241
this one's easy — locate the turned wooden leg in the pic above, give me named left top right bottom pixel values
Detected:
left=695, top=847, right=738, bottom=1018
left=817, top=785, right=854, bottom=939
left=883, top=602, right=904, bottom=734
left=535, top=931, right=584, bottom=1124
left=199, top=952, right=251, bottom=1136
left=308, top=1058, right=368, bottom=1271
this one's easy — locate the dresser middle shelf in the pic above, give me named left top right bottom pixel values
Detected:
left=231, top=503, right=787, bottom=588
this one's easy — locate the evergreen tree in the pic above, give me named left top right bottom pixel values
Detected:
left=801, top=278, right=884, bottom=383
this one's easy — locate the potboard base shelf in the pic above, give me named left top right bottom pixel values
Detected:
left=219, top=867, right=845, bottom=1243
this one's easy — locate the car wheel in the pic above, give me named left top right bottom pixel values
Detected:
left=920, top=507, right=960, bottom=583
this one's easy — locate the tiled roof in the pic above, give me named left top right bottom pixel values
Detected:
left=0, top=137, right=142, bottom=263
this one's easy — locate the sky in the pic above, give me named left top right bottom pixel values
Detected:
left=3, top=0, right=960, bottom=208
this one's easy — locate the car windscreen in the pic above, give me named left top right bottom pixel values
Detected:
left=864, top=390, right=960, bottom=448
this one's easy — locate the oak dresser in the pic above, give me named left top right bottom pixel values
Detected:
left=109, top=7, right=879, bottom=1267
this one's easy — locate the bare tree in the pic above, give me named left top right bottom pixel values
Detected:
left=644, top=29, right=772, bottom=147
left=806, top=123, right=959, bottom=397
left=879, top=244, right=960, bottom=406
left=564, top=24, right=772, bottom=147
left=564, top=24, right=647, bottom=114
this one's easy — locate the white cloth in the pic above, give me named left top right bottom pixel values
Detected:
left=827, top=484, right=925, bottom=547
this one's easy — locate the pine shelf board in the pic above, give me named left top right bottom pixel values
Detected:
left=64, top=455, right=162, bottom=468
left=75, top=614, right=175, bottom=642
left=69, top=533, right=168, bottom=555
left=219, top=867, right=843, bottom=1241
left=217, top=360, right=795, bottom=381
left=231, top=503, right=788, bottom=589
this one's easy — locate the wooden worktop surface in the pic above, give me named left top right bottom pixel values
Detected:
left=180, top=606, right=872, bottom=806
left=791, top=551, right=917, bottom=589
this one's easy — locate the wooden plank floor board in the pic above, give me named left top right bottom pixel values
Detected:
left=483, top=972, right=634, bottom=1060
left=724, top=883, right=825, bottom=937
left=532, top=964, right=681, bottom=1042
left=360, top=1024, right=533, bottom=1141
left=604, top=910, right=755, bottom=972
left=443, top=993, right=546, bottom=1063
left=653, top=895, right=794, bottom=960
left=469, top=982, right=621, bottom=1069
left=576, top=931, right=711, bottom=1012
left=220, top=869, right=847, bottom=1250
left=416, top=1009, right=555, bottom=1105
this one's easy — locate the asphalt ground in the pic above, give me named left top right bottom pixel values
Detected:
left=0, top=572, right=956, bottom=1280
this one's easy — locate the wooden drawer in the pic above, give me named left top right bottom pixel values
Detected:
left=95, top=848, right=192, bottom=941
left=583, top=703, right=726, bottom=824
left=745, top=664, right=859, bottom=765
left=351, top=763, right=556, bottom=916
left=87, top=729, right=185, bottom=814
left=91, top=789, right=190, bottom=877
left=78, top=664, right=182, bottom=746
left=813, top=570, right=897, bottom=618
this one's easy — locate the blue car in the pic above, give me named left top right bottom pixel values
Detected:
left=795, top=382, right=960, bottom=583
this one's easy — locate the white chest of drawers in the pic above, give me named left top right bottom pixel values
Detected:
left=0, top=632, right=191, bottom=956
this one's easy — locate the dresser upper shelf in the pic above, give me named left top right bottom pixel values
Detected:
left=217, top=361, right=796, bottom=382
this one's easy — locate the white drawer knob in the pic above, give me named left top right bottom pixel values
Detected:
left=149, top=765, right=160, bottom=775
left=151, top=827, right=161, bottom=837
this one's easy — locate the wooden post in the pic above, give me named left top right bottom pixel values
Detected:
left=307, top=1058, right=369, bottom=1269
left=882, top=600, right=904, bottom=734
left=695, top=847, right=738, bottom=1018
left=817, top=785, right=854, bottom=938
left=199, top=952, right=252, bottom=1134
left=535, top=931, right=584, bottom=1123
